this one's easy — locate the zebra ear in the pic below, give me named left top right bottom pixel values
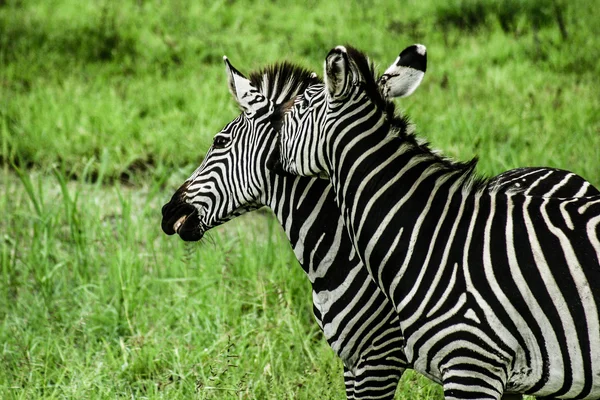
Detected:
left=223, top=56, right=262, bottom=112
left=324, top=46, right=353, bottom=99
left=378, top=44, right=427, bottom=99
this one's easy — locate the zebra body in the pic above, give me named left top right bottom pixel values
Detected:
left=270, top=45, right=600, bottom=399
left=161, top=55, right=599, bottom=399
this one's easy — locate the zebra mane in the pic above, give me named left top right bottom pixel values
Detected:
left=396, top=123, right=488, bottom=192
left=385, top=114, right=489, bottom=191
left=248, top=62, right=322, bottom=107
left=345, top=46, right=388, bottom=110
left=346, top=46, right=489, bottom=191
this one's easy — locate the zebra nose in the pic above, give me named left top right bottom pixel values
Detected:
left=161, top=182, right=193, bottom=235
left=161, top=181, right=198, bottom=234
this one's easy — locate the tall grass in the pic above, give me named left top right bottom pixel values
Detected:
left=1, top=0, right=599, bottom=398
left=1, top=168, right=363, bottom=399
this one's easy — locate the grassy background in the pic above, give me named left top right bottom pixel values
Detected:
left=1, top=0, right=599, bottom=398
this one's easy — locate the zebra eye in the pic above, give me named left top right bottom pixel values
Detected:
left=213, top=136, right=230, bottom=149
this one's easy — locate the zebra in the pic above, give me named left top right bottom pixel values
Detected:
left=268, top=44, right=600, bottom=399
left=161, top=54, right=599, bottom=399
left=162, top=61, right=407, bottom=400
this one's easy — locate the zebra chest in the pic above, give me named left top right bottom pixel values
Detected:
left=310, top=271, right=364, bottom=366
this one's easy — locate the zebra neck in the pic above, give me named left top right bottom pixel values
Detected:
left=327, top=127, right=477, bottom=306
left=262, top=173, right=336, bottom=277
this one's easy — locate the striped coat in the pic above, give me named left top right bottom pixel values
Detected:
left=271, top=45, right=600, bottom=399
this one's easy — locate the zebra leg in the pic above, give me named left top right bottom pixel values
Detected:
left=441, top=366, right=507, bottom=400
left=444, top=389, right=523, bottom=400
left=350, top=361, right=404, bottom=400
left=344, top=366, right=357, bottom=400
left=440, top=374, right=526, bottom=399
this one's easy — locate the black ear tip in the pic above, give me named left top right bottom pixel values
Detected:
left=396, top=44, right=427, bottom=72
left=398, top=44, right=427, bottom=57
left=224, top=57, right=247, bottom=79
left=327, top=46, right=348, bottom=59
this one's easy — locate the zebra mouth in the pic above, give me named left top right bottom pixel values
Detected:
left=175, top=208, right=205, bottom=242
left=173, top=215, right=188, bottom=233
left=161, top=201, right=204, bottom=241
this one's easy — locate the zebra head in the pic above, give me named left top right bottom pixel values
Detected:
left=268, top=44, right=427, bottom=178
left=161, top=58, right=319, bottom=241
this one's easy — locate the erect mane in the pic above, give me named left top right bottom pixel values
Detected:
left=344, top=46, right=489, bottom=191
left=248, top=62, right=322, bottom=107
left=345, top=46, right=388, bottom=111
left=386, top=115, right=489, bottom=191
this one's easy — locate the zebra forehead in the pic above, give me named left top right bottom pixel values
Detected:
left=248, top=62, right=321, bottom=106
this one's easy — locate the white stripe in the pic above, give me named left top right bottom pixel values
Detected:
left=398, top=176, right=461, bottom=325
left=521, top=194, right=567, bottom=392
left=540, top=197, right=599, bottom=396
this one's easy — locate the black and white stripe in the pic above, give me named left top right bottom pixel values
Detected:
left=271, top=44, right=600, bottom=399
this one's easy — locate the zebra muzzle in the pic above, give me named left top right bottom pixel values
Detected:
left=161, top=198, right=199, bottom=238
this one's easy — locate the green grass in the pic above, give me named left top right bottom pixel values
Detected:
left=0, top=168, right=344, bottom=399
left=1, top=0, right=599, bottom=398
